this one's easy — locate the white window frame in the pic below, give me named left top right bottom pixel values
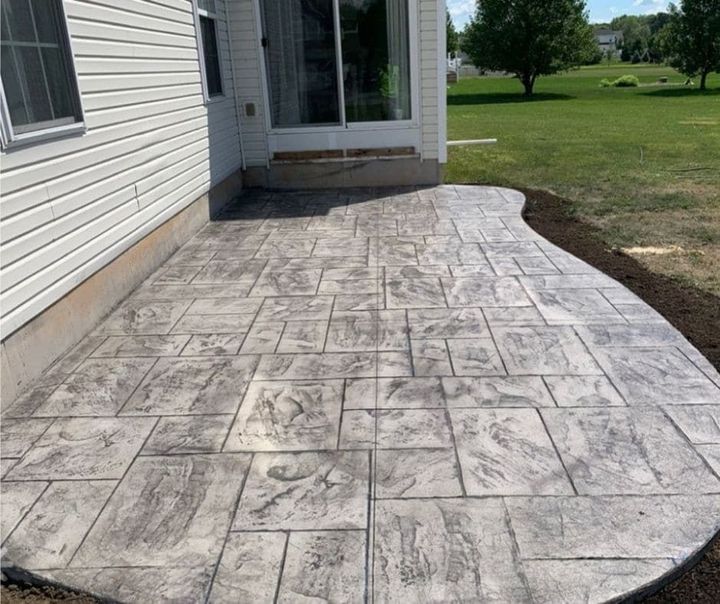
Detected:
left=0, top=0, right=85, bottom=149
left=255, top=0, right=419, bottom=136
left=193, top=0, right=224, bottom=104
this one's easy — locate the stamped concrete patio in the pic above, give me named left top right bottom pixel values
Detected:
left=1, top=185, right=719, bottom=603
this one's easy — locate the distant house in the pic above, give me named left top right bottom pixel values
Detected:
left=447, top=52, right=482, bottom=80
left=595, top=29, right=624, bottom=57
left=0, top=0, right=448, bottom=403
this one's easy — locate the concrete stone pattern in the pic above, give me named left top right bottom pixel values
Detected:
left=1, top=186, right=719, bottom=603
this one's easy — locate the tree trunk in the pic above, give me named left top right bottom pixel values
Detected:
left=700, top=70, right=708, bottom=91
left=521, top=74, right=535, bottom=96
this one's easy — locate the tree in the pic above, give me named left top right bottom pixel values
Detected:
left=611, top=15, right=652, bottom=61
left=461, top=0, right=596, bottom=96
left=660, top=0, right=720, bottom=90
left=647, top=13, right=672, bottom=62
left=446, top=11, right=459, bottom=58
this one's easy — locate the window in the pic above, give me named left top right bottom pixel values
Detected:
left=195, top=0, right=223, bottom=100
left=0, top=0, right=84, bottom=145
left=261, top=0, right=411, bottom=129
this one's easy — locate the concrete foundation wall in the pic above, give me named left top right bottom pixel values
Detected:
left=244, top=158, right=442, bottom=190
left=1, top=170, right=242, bottom=406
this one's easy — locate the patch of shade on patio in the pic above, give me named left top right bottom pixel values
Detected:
left=1, top=186, right=719, bottom=603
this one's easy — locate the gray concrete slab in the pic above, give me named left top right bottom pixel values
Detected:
left=2, top=186, right=719, bottom=603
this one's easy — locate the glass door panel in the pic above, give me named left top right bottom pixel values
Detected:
left=261, top=0, right=341, bottom=127
left=340, top=0, right=411, bottom=122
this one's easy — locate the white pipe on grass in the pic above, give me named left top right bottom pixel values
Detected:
left=447, top=139, right=498, bottom=147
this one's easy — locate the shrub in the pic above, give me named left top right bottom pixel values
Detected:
left=599, top=78, right=613, bottom=87
left=613, top=74, right=640, bottom=87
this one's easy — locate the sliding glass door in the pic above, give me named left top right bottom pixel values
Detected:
left=261, top=0, right=341, bottom=127
left=261, top=0, right=411, bottom=129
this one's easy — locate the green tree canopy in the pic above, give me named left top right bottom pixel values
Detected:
left=446, top=10, right=459, bottom=57
left=611, top=15, right=652, bottom=58
left=660, top=0, right=720, bottom=90
left=461, top=0, right=596, bottom=96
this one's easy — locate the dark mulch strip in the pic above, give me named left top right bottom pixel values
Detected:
left=521, top=188, right=720, bottom=370
left=522, top=187, right=720, bottom=603
left=0, top=583, right=98, bottom=603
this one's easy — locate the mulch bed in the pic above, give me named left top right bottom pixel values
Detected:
left=522, top=187, right=720, bottom=603
left=0, top=583, right=97, bottom=604
left=3, top=187, right=719, bottom=603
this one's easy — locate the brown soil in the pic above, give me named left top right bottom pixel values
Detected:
left=0, top=583, right=97, bottom=603
left=522, top=187, right=720, bottom=603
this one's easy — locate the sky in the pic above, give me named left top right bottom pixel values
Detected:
left=447, top=0, right=669, bottom=28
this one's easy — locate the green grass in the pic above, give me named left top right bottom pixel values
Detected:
left=446, top=63, right=720, bottom=294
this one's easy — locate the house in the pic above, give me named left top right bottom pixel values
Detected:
left=0, top=0, right=447, bottom=403
left=594, top=28, right=624, bottom=57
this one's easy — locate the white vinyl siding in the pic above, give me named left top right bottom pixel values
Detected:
left=0, top=0, right=243, bottom=336
left=420, top=0, right=443, bottom=160
left=227, top=0, right=268, bottom=167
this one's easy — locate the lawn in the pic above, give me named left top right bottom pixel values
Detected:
left=446, top=63, right=720, bottom=295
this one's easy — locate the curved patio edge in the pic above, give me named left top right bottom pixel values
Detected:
left=1, top=184, right=719, bottom=604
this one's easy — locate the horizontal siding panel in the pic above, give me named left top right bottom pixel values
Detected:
left=3, top=111, right=209, bottom=194
left=2, top=192, right=139, bottom=292
left=2, top=186, right=136, bottom=267
left=85, top=94, right=203, bottom=128
left=46, top=121, right=210, bottom=204
left=137, top=160, right=210, bottom=210
left=79, top=71, right=201, bottom=93
left=72, top=39, right=198, bottom=60
left=79, top=0, right=192, bottom=24
left=81, top=84, right=201, bottom=111
left=7, top=177, right=209, bottom=312
left=3, top=126, right=209, bottom=255
left=76, top=57, right=198, bottom=75
left=1, top=107, right=207, bottom=180
left=136, top=144, right=209, bottom=195
left=65, top=1, right=195, bottom=37
left=2, top=200, right=144, bottom=308
left=68, top=20, right=196, bottom=48
left=0, top=185, right=50, bottom=219
left=1, top=205, right=55, bottom=243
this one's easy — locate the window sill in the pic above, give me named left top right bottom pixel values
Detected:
left=2, top=122, right=86, bottom=151
left=204, top=94, right=226, bottom=106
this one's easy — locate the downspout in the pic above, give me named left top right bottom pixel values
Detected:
left=224, top=0, right=246, bottom=171
left=437, top=0, right=448, bottom=165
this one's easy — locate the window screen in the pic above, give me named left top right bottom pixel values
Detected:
left=1, top=0, right=83, bottom=134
